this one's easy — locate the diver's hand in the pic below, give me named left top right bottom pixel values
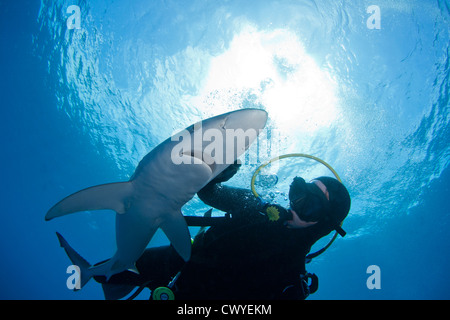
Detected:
left=209, top=160, right=242, bottom=184
left=285, top=210, right=318, bottom=229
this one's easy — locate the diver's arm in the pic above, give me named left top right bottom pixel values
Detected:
left=197, top=182, right=264, bottom=216
left=197, top=160, right=264, bottom=216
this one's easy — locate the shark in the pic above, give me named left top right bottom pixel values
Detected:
left=46, top=108, right=268, bottom=288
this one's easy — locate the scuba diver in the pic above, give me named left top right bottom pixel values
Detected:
left=87, top=161, right=351, bottom=300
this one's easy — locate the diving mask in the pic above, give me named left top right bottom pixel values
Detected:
left=288, top=177, right=330, bottom=222
left=289, top=176, right=347, bottom=237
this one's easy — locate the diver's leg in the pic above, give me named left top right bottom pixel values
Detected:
left=94, top=245, right=184, bottom=288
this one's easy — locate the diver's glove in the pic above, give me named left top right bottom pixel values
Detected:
left=208, top=160, right=242, bottom=185
left=198, top=160, right=242, bottom=193
left=260, top=203, right=292, bottom=223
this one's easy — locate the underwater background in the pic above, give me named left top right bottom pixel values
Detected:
left=1, top=0, right=449, bottom=299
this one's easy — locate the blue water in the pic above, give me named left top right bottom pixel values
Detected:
left=1, top=0, right=449, bottom=299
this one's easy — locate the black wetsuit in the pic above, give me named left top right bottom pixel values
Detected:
left=95, top=183, right=333, bottom=300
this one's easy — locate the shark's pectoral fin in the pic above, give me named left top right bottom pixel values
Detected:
left=160, top=212, right=192, bottom=262
left=46, top=182, right=133, bottom=221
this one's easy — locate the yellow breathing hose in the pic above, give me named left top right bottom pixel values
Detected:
left=251, top=153, right=342, bottom=198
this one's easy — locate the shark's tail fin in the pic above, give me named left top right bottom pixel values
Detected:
left=56, top=232, right=93, bottom=290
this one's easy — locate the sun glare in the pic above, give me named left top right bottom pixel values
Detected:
left=191, top=27, right=338, bottom=134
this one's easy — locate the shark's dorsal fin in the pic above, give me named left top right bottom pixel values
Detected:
left=197, top=208, right=213, bottom=236
left=46, top=182, right=133, bottom=221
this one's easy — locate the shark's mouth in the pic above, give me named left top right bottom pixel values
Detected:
left=182, top=150, right=217, bottom=172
